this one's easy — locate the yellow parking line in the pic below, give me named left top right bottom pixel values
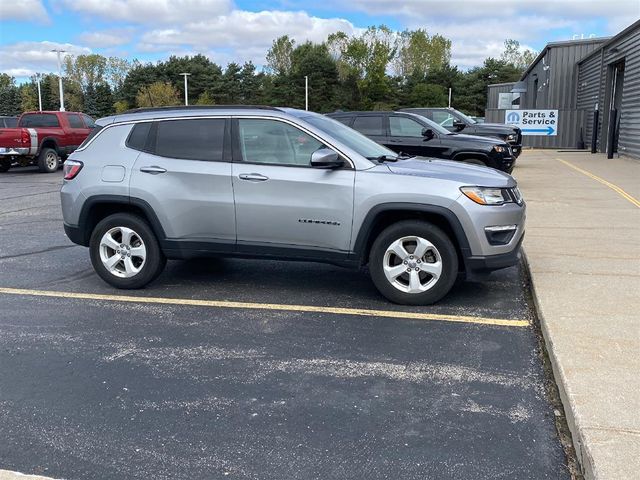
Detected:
left=557, top=158, right=640, bottom=208
left=0, top=287, right=529, bottom=328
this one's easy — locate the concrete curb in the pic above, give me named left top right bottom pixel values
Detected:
left=0, top=471, right=60, bottom=480
left=521, top=249, right=592, bottom=479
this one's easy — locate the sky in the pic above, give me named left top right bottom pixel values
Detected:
left=0, top=0, right=638, bottom=82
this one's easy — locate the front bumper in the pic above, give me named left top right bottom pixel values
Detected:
left=464, top=233, right=523, bottom=280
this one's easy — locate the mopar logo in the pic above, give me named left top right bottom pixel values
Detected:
left=506, top=112, right=520, bottom=123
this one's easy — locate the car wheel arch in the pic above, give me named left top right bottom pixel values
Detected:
left=353, top=203, right=471, bottom=270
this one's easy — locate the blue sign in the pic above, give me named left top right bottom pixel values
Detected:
left=506, top=111, right=521, bottom=123
left=505, top=109, right=558, bottom=136
left=522, top=126, right=556, bottom=135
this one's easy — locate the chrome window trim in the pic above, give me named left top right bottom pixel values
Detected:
left=74, top=114, right=355, bottom=169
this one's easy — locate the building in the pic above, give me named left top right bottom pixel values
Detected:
left=485, top=19, right=639, bottom=158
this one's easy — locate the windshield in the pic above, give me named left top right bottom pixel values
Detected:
left=301, top=114, right=397, bottom=160
left=453, top=109, right=477, bottom=124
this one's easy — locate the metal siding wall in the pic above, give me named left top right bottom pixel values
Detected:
left=613, top=27, right=640, bottom=158
left=577, top=53, right=603, bottom=148
left=486, top=83, right=515, bottom=109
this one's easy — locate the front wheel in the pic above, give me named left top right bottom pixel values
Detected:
left=89, top=213, right=166, bottom=289
left=369, top=221, right=458, bottom=305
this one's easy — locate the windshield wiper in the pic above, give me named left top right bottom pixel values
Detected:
left=367, top=153, right=414, bottom=163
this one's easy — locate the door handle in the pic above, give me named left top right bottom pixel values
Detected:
left=140, top=166, right=167, bottom=174
left=239, top=173, right=269, bottom=182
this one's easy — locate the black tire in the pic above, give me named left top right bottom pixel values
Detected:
left=37, top=147, right=60, bottom=173
left=369, top=220, right=458, bottom=305
left=89, top=213, right=166, bottom=289
left=0, top=159, right=10, bottom=172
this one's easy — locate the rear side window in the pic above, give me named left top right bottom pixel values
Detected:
left=126, top=122, right=152, bottom=151
left=3, top=117, right=17, bottom=127
left=154, top=118, right=225, bottom=161
left=19, top=113, right=60, bottom=128
left=67, top=114, right=84, bottom=128
left=352, top=116, right=384, bottom=136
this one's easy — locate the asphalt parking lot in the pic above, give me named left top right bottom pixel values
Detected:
left=0, top=168, right=570, bottom=480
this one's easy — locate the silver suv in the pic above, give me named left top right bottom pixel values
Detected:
left=60, top=106, right=525, bottom=305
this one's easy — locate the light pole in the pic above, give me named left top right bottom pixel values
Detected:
left=35, top=73, right=43, bottom=111
left=180, top=73, right=191, bottom=106
left=51, top=49, right=66, bottom=111
left=304, top=75, right=309, bottom=111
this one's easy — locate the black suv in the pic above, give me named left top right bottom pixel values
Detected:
left=400, top=108, right=522, bottom=157
left=327, top=111, right=515, bottom=173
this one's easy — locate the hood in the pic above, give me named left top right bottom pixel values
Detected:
left=468, top=123, right=519, bottom=134
left=443, top=132, right=508, bottom=146
left=386, top=157, right=515, bottom=187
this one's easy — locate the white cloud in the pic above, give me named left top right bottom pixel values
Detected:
left=59, top=0, right=232, bottom=24
left=0, top=41, right=92, bottom=79
left=137, top=10, right=359, bottom=65
left=78, top=29, right=135, bottom=48
left=0, top=0, right=49, bottom=23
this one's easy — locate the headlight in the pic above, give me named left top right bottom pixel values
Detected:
left=493, top=145, right=507, bottom=153
left=506, top=134, right=516, bottom=142
left=460, top=186, right=511, bottom=205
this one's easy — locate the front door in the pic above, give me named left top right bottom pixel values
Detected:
left=231, top=118, right=355, bottom=252
left=388, top=115, right=443, bottom=158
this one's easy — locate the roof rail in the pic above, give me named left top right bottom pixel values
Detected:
left=123, top=105, right=280, bottom=114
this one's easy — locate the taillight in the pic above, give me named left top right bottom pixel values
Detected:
left=21, top=128, right=30, bottom=145
left=63, top=160, right=83, bottom=180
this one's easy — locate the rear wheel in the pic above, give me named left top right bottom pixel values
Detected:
left=90, top=213, right=166, bottom=289
left=37, top=147, right=60, bottom=173
left=0, top=159, right=10, bottom=172
left=369, top=220, right=458, bottom=305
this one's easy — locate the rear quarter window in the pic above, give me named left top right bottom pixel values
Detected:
left=126, top=122, right=152, bottom=152
left=19, top=113, right=60, bottom=128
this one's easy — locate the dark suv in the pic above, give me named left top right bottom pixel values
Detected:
left=400, top=108, right=522, bottom=157
left=327, top=111, right=515, bottom=173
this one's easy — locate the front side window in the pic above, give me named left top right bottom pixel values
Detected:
left=82, top=114, right=96, bottom=128
left=19, top=113, right=60, bottom=128
left=389, top=116, right=425, bottom=137
left=154, top=118, right=225, bottom=161
left=237, top=119, right=324, bottom=167
left=431, top=111, right=455, bottom=127
left=68, top=114, right=84, bottom=128
left=352, top=116, right=384, bottom=136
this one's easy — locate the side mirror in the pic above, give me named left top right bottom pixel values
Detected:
left=421, top=128, right=435, bottom=140
left=453, top=119, right=465, bottom=131
left=311, top=148, right=344, bottom=169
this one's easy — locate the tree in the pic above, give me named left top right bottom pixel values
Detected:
left=135, top=82, right=180, bottom=107
left=500, top=39, right=537, bottom=72
left=266, top=35, right=295, bottom=75
left=393, top=30, right=451, bottom=78
left=195, top=91, right=215, bottom=105
left=0, top=74, right=21, bottom=115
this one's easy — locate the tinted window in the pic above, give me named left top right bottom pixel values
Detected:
left=19, top=113, right=60, bottom=128
left=68, top=114, right=84, bottom=128
left=390, top=116, right=424, bottom=137
left=3, top=117, right=17, bottom=127
left=352, top=116, right=384, bottom=136
left=154, top=118, right=225, bottom=161
left=126, top=122, right=152, bottom=151
left=82, top=114, right=96, bottom=128
left=333, top=116, right=352, bottom=126
left=238, top=119, right=324, bottom=167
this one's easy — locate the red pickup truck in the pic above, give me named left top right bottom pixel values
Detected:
left=0, top=111, right=96, bottom=173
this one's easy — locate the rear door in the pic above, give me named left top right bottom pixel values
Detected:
left=231, top=117, right=354, bottom=252
left=129, top=117, right=236, bottom=244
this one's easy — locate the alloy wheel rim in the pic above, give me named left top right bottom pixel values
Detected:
left=46, top=152, right=57, bottom=169
left=383, top=235, right=443, bottom=293
left=99, top=226, right=147, bottom=278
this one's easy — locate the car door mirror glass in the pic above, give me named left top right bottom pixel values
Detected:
left=310, top=148, right=344, bottom=169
